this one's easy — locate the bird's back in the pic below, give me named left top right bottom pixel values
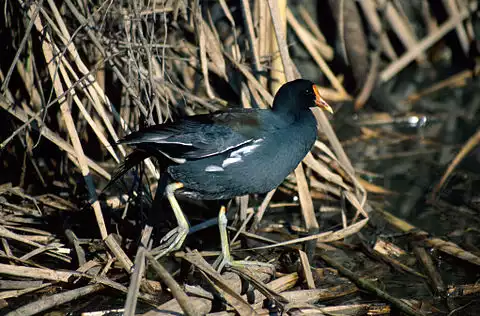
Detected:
left=168, top=109, right=317, bottom=200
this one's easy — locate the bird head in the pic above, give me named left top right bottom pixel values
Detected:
left=272, top=79, right=333, bottom=115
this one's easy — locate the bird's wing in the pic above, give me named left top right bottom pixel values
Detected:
left=119, top=109, right=273, bottom=161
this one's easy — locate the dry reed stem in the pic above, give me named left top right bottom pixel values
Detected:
left=224, top=53, right=273, bottom=105
left=0, top=95, right=110, bottom=178
left=318, top=251, right=426, bottom=316
left=145, top=272, right=298, bottom=315
left=28, top=0, right=108, bottom=239
left=65, top=0, right=148, bottom=115
left=365, top=238, right=426, bottom=279
left=44, top=0, right=128, bottom=155
left=286, top=9, right=346, bottom=96
left=231, top=208, right=254, bottom=244
left=204, top=17, right=228, bottom=80
left=298, top=250, right=316, bottom=289
left=380, top=0, right=427, bottom=64
left=426, top=237, right=480, bottom=266
left=444, top=0, right=470, bottom=54
left=357, top=177, right=396, bottom=195
left=297, top=7, right=325, bottom=44
left=0, top=224, right=70, bottom=262
left=4, top=283, right=104, bottom=316
left=183, top=251, right=258, bottom=315
left=303, top=153, right=350, bottom=190
left=43, top=0, right=124, bottom=157
left=247, top=80, right=267, bottom=108
left=124, top=226, right=152, bottom=316
left=65, top=229, right=86, bottom=266
left=0, top=263, right=78, bottom=282
left=56, top=52, right=119, bottom=162
left=250, top=189, right=275, bottom=231
left=358, top=0, right=397, bottom=60
left=57, top=0, right=163, bottom=180
left=447, top=283, right=480, bottom=298
left=145, top=252, right=199, bottom=316
left=310, top=177, right=342, bottom=197
left=104, top=234, right=134, bottom=273
left=412, top=245, right=446, bottom=294
left=432, top=128, right=480, bottom=199
left=269, top=0, right=287, bottom=94
left=381, top=0, right=478, bottom=82
left=14, top=60, right=42, bottom=112
left=406, top=64, right=480, bottom=104
left=0, top=5, right=38, bottom=94
left=194, top=1, right=214, bottom=99
left=218, top=0, right=241, bottom=63
left=313, top=141, right=368, bottom=208
left=241, top=0, right=262, bottom=74
left=20, top=245, right=60, bottom=261
left=354, top=50, right=380, bottom=110
left=281, top=284, right=358, bottom=304
left=294, top=7, right=334, bottom=60
left=0, top=283, right=51, bottom=301
left=246, top=218, right=368, bottom=251
left=316, top=86, right=352, bottom=102
left=256, top=0, right=270, bottom=88
left=375, top=207, right=480, bottom=266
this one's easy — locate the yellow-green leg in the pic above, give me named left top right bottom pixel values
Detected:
left=218, top=206, right=230, bottom=270
left=217, top=206, right=275, bottom=273
left=152, top=183, right=189, bottom=259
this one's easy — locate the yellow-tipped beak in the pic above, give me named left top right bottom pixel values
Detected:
left=313, top=85, right=333, bottom=114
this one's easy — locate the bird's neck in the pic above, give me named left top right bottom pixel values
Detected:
left=272, top=104, right=311, bottom=122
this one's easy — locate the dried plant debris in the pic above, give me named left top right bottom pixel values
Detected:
left=0, top=0, right=480, bottom=315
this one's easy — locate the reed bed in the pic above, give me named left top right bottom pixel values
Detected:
left=0, top=0, right=479, bottom=315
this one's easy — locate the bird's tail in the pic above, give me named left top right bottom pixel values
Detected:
left=102, top=150, right=151, bottom=192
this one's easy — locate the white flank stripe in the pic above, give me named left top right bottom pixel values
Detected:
left=159, top=150, right=186, bottom=164
left=222, top=143, right=261, bottom=168
left=230, top=143, right=260, bottom=157
left=222, top=157, right=242, bottom=167
left=205, top=165, right=224, bottom=172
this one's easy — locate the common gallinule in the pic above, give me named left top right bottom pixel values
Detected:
left=114, top=79, right=332, bottom=267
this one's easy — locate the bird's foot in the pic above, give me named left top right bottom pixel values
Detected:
left=159, top=227, right=180, bottom=243
left=215, top=205, right=275, bottom=274
left=151, top=182, right=190, bottom=259
left=151, top=225, right=188, bottom=259
left=216, top=255, right=275, bottom=275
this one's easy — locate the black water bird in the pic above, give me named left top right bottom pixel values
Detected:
left=114, top=79, right=333, bottom=267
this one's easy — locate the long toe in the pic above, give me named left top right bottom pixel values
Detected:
left=159, top=227, right=179, bottom=243
left=153, top=241, right=177, bottom=259
left=218, top=257, right=275, bottom=275
left=151, top=227, right=188, bottom=259
left=171, top=227, right=188, bottom=252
